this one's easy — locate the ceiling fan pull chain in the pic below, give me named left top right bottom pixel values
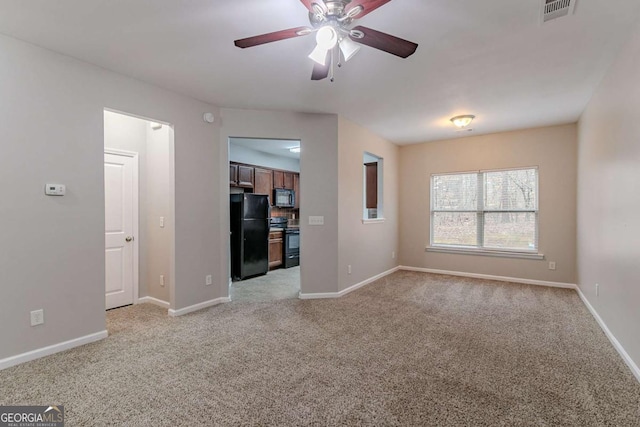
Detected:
left=330, top=47, right=336, bottom=82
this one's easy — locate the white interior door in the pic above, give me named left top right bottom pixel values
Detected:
left=104, top=152, right=137, bottom=310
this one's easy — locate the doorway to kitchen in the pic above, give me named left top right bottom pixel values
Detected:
left=228, top=137, right=301, bottom=303
left=104, top=110, right=175, bottom=312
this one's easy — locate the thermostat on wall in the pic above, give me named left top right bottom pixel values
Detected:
left=45, top=184, right=66, bottom=196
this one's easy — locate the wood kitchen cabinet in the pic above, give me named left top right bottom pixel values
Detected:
left=273, top=170, right=294, bottom=190
left=268, top=229, right=284, bottom=269
left=293, top=173, right=300, bottom=209
left=229, top=163, right=238, bottom=186
left=229, top=163, right=254, bottom=188
left=237, top=165, right=254, bottom=188
left=254, top=167, right=273, bottom=198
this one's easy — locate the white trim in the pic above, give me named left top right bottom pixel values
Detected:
left=0, top=330, right=108, bottom=371
left=168, top=297, right=230, bottom=317
left=426, top=246, right=544, bottom=260
left=575, top=287, right=640, bottom=384
left=299, top=266, right=400, bottom=299
left=362, top=218, right=386, bottom=224
left=137, top=296, right=170, bottom=309
left=399, top=266, right=576, bottom=289
left=298, top=291, right=342, bottom=300
left=104, top=148, right=140, bottom=306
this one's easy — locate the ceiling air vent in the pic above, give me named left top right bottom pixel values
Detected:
left=541, top=0, right=576, bottom=23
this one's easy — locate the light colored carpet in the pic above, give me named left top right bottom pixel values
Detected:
left=230, top=266, right=300, bottom=303
left=1, top=271, right=639, bottom=426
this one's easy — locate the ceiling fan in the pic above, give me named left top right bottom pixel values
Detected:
left=234, top=0, right=418, bottom=81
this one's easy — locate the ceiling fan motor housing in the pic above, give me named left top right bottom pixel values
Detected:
left=325, top=1, right=347, bottom=16
left=309, top=1, right=357, bottom=27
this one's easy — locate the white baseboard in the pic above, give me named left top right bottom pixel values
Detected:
left=575, top=287, right=640, bottom=384
left=299, top=266, right=400, bottom=300
left=168, top=297, right=230, bottom=317
left=0, top=330, right=108, bottom=371
left=137, top=296, right=170, bottom=309
left=399, top=266, right=577, bottom=289
left=298, top=291, right=342, bottom=300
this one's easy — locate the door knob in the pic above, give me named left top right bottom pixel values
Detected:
left=125, top=236, right=134, bottom=242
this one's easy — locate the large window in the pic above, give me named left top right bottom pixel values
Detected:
left=430, top=168, right=538, bottom=252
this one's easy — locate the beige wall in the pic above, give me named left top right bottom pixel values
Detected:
left=577, top=22, right=640, bottom=368
left=0, top=33, right=220, bottom=360
left=219, top=108, right=340, bottom=295
left=145, top=124, right=172, bottom=303
left=399, top=124, right=577, bottom=284
left=338, top=117, right=400, bottom=290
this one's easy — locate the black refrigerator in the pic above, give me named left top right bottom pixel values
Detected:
left=230, top=193, right=270, bottom=280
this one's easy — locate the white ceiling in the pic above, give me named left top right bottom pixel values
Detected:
left=1, top=0, right=639, bottom=144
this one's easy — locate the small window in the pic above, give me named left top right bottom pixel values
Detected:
left=431, top=167, right=538, bottom=252
left=363, top=152, right=383, bottom=221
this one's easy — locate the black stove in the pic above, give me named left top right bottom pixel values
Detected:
left=269, top=217, right=299, bottom=268
left=270, top=217, right=288, bottom=229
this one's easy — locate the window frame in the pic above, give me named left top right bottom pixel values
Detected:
left=429, top=167, right=541, bottom=257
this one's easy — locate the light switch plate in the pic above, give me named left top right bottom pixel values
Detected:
left=30, top=309, right=44, bottom=326
left=309, top=216, right=324, bottom=226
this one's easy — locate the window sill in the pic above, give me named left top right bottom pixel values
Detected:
left=425, top=246, right=544, bottom=260
left=362, top=218, right=386, bottom=224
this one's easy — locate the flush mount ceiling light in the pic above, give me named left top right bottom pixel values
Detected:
left=450, top=115, right=476, bottom=129
left=233, top=0, right=419, bottom=82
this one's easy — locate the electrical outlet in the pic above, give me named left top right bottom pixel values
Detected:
left=392, top=251, right=396, bottom=259
left=160, top=216, right=165, bottom=228
left=160, top=275, right=165, bottom=287
left=596, top=283, right=599, bottom=297
left=206, top=275, right=212, bottom=286
left=548, top=261, right=556, bottom=270
left=30, top=309, right=44, bottom=326
left=348, top=265, right=352, bottom=275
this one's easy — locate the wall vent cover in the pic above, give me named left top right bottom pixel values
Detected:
left=541, top=0, right=576, bottom=23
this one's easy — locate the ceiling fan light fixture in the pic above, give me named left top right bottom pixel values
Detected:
left=339, top=36, right=361, bottom=62
left=315, top=26, right=338, bottom=50
left=450, top=115, right=475, bottom=129
left=308, top=44, right=329, bottom=65
left=309, top=26, right=337, bottom=65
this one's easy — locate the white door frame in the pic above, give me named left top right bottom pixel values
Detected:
left=104, top=147, right=140, bottom=306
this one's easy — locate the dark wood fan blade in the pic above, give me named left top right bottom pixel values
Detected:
left=350, top=26, right=418, bottom=58
left=300, top=0, right=326, bottom=13
left=234, top=27, right=311, bottom=48
left=345, top=0, right=392, bottom=18
left=311, top=52, right=330, bottom=80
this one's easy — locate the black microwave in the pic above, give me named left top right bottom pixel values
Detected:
left=274, top=188, right=295, bottom=208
